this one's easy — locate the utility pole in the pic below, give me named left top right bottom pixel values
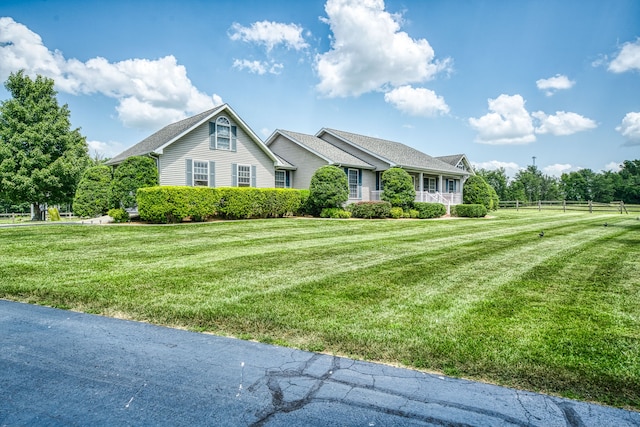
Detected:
left=532, top=156, right=536, bottom=167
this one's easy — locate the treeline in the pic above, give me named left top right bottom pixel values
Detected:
left=476, top=160, right=640, bottom=204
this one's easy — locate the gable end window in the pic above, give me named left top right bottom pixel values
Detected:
left=186, top=158, right=215, bottom=187
left=232, top=164, right=257, bottom=187
left=209, top=116, right=237, bottom=151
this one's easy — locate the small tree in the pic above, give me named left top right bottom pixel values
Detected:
left=109, top=156, right=158, bottom=209
left=0, top=71, right=89, bottom=219
left=308, top=165, right=348, bottom=215
left=463, top=175, right=498, bottom=210
left=381, top=167, right=415, bottom=209
left=73, top=165, right=112, bottom=217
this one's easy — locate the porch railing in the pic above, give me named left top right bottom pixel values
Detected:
left=370, top=191, right=462, bottom=206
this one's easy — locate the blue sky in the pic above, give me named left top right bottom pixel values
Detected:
left=1, top=0, right=639, bottom=178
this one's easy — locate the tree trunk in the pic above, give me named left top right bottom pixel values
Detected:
left=31, top=203, right=43, bottom=221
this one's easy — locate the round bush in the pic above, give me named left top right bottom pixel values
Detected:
left=389, top=207, right=404, bottom=219
left=309, top=166, right=349, bottom=215
left=413, top=202, right=446, bottom=219
left=108, top=208, right=129, bottom=223
left=381, top=168, right=415, bottom=209
left=73, top=165, right=112, bottom=218
left=110, top=156, right=158, bottom=209
left=463, top=175, right=498, bottom=211
left=452, top=204, right=487, bottom=217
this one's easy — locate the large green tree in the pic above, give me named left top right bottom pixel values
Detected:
left=109, top=156, right=158, bottom=209
left=308, top=165, right=349, bottom=215
left=476, top=167, right=508, bottom=201
left=380, top=167, right=415, bottom=209
left=0, top=71, right=89, bottom=219
left=73, top=165, right=113, bottom=217
left=614, top=160, right=640, bottom=204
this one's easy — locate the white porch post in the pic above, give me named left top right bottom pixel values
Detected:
left=438, top=175, right=443, bottom=193
left=419, top=172, right=424, bottom=202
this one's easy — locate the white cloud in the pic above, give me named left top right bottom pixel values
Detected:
left=608, top=38, right=640, bottom=73
left=229, top=21, right=309, bottom=51
left=0, top=17, right=222, bottom=130
left=532, top=111, right=597, bottom=135
left=468, top=94, right=535, bottom=145
left=603, top=161, right=622, bottom=172
left=315, top=0, right=451, bottom=97
left=87, top=140, right=127, bottom=159
left=472, top=160, right=521, bottom=178
left=543, top=163, right=576, bottom=177
left=384, top=85, right=449, bottom=117
left=232, top=59, right=284, bottom=75
left=616, top=112, right=640, bottom=146
left=536, top=74, right=575, bottom=96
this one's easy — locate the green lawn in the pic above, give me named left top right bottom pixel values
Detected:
left=1, top=210, right=639, bottom=409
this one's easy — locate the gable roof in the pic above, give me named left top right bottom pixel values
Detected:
left=106, top=104, right=279, bottom=166
left=268, top=130, right=375, bottom=169
left=317, top=128, right=470, bottom=176
left=436, top=154, right=464, bottom=167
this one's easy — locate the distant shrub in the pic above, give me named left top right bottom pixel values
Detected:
left=381, top=168, right=415, bottom=209
left=309, top=166, right=349, bottom=215
left=137, top=186, right=303, bottom=223
left=320, top=208, right=352, bottom=218
left=408, top=209, right=419, bottom=218
left=73, top=165, right=112, bottom=217
left=413, top=202, right=446, bottom=219
left=47, top=206, right=61, bottom=221
left=452, top=204, right=487, bottom=218
left=108, top=208, right=129, bottom=223
left=389, top=207, right=404, bottom=219
left=347, top=201, right=391, bottom=218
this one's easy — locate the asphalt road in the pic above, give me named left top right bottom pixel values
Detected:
left=1, top=300, right=639, bottom=426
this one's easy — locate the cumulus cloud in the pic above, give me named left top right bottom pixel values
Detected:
left=536, top=74, right=575, bottom=96
left=232, top=59, right=283, bottom=75
left=603, top=161, right=622, bottom=172
left=316, top=0, right=451, bottom=97
left=0, top=17, right=221, bottom=130
left=468, top=94, right=535, bottom=145
left=608, top=38, right=640, bottom=73
left=384, top=85, right=449, bottom=117
left=616, top=112, right=640, bottom=146
left=229, top=21, right=309, bottom=51
left=532, top=111, right=597, bottom=136
left=543, top=163, right=576, bottom=177
left=87, top=140, right=127, bottom=159
left=472, top=160, right=521, bottom=178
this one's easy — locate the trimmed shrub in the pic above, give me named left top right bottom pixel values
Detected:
left=346, top=201, right=392, bottom=218
left=463, top=175, right=498, bottom=211
left=137, top=186, right=304, bottom=223
left=413, top=202, right=446, bottom=219
left=297, top=189, right=311, bottom=216
left=308, top=166, right=349, bottom=215
left=452, top=204, right=487, bottom=218
left=110, top=156, right=158, bottom=209
left=320, top=208, right=352, bottom=218
left=408, top=209, right=419, bottom=218
left=108, top=208, right=129, bottom=223
left=389, top=207, right=404, bottom=219
left=73, top=165, right=112, bottom=217
left=381, top=168, right=415, bottom=209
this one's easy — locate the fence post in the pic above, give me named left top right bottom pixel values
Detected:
left=538, top=200, right=541, bottom=211
left=563, top=200, right=566, bottom=212
left=516, top=200, right=519, bottom=211
left=589, top=200, right=593, bottom=213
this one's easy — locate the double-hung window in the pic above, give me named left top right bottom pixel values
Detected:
left=348, top=168, right=360, bottom=199
left=425, top=177, right=436, bottom=193
left=275, top=170, right=289, bottom=188
left=237, top=165, right=251, bottom=187
left=193, top=161, right=209, bottom=186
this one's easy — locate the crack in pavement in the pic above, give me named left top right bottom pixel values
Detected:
left=245, top=352, right=580, bottom=426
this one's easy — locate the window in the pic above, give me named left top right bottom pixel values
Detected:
left=446, top=179, right=459, bottom=193
left=348, top=168, right=360, bottom=199
left=210, top=116, right=237, bottom=151
left=457, top=161, right=466, bottom=171
left=193, top=161, right=208, bottom=186
left=238, top=165, right=251, bottom=187
left=424, top=177, right=437, bottom=192
left=275, top=170, right=290, bottom=188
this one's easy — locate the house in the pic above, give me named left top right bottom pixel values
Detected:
left=107, top=105, right=472, bottom=208
left=265, top=128, right=472, bottom=206
left=106, top=104, right=291, bottom=188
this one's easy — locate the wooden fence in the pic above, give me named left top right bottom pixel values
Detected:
left=499, top=200, right=640, bottom=214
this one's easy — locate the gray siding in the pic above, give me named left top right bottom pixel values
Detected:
left=159, top=113, right=275, bottom=187
left=268, top=135, right=328, bottom=189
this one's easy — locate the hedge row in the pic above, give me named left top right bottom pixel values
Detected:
left=347, top=201, right=392, bottom=218
left=137, top=186, right=304, bottom=223
left=412, top=202, right=446, bottom=219
left=452, top=204, right=487, bottom=218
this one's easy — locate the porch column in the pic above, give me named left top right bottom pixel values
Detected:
left=438, top=175, right=443, bottom=193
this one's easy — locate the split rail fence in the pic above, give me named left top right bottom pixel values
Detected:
left=499, top=200, right=639, bottom=214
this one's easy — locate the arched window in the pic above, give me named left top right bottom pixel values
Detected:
left=209, top=116, right=237, bottom=151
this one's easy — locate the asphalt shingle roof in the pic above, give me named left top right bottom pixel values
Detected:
left=321, top=128, right=470, bottom=175
left=436, top=154, right=465, bottom=167
left=105, top=106, right=224, bottom=165
left=278, top=130, right=374, bottom=169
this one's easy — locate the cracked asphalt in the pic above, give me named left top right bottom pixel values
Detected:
left=2, top=300, right=639, bottom=426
